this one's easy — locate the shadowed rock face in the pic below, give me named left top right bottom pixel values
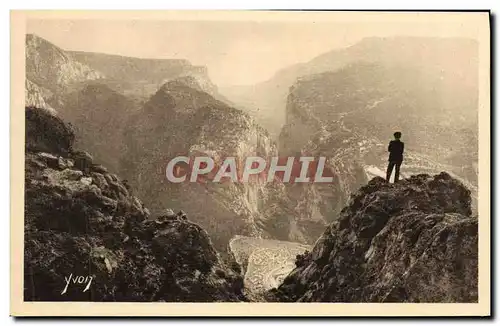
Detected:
left=269, top=173, right=477, bottom=303
left=24, top=107, right=245, bottom=302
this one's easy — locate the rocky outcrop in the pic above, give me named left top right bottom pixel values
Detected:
left=25, top=79, right=56, bottom=114
left=26, top=34, right=104, bottom=96
left=277, top=60, right=479, bottom=228
left=269, top=173, right=477, bottom=303
left=24, top=107, right=245, bottom=302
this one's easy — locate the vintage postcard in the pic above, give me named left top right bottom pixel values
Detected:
left=10, top=10, right=490, bottom=317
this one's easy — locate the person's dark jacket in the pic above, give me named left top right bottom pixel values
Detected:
left=388, top=140, right=404, bottom=162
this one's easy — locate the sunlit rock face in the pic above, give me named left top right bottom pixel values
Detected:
left=26, top=34, right=104, bottom=94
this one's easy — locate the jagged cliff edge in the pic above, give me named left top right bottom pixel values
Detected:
left=267, top=173, right=478, bottom=303
left=24, top=106, right=246, bottom=302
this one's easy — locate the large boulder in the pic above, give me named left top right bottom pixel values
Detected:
left=269, top=173, right=477, bottom=303
left=25, top=106, right=75, bottom=155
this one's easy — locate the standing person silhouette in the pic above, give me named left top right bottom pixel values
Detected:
left=386, top=131, right=404, bottom=183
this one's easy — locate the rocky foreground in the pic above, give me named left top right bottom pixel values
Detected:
left=24, top=107, right=245, bottom=302
left=268, top=173, right=478, bottom=302
left=24, top=105, right=478, bottom=303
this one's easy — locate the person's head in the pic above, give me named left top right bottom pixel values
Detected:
left=393, top=131, right=402, bottom=140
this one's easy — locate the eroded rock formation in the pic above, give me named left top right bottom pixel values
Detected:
left=269, top=173, right=477, bottom=303
left=24, top=107, right=245, bottom=302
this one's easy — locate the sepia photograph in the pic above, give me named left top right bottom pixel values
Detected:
left=9, top=10, right=491, bottom=317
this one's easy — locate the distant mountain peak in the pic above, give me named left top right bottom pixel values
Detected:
left=25, top=33, right=104, bottom=92
left=70, top=49, right=192, bottom=66
left=160, top=75, right=205, bottom=92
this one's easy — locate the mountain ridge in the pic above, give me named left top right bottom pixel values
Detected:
left=220, top=36, right=478, bottom=136
left=25, top=33, right=224, bottom=108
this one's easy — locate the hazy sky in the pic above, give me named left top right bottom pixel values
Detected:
left=26, top=15, right=483, bottom=86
